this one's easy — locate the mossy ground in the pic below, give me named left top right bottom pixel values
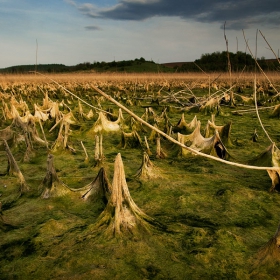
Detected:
left=1, top=74, right=280, bottom=279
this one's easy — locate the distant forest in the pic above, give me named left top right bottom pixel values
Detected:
left=0, top=52, right=279, bottom=74
left=175, top=51, right=279, bottom=72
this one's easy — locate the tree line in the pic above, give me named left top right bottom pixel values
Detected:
left=176, top=51, right=280, bottom=72
left=0, top=53, right=279, bottom=74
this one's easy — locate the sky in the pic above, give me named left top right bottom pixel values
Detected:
left=0, top=0, right=279, bottom=68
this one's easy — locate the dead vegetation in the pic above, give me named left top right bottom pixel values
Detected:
left=89, top=153, right=160, bottom=238
left=0, top=72, right=280, bottom=279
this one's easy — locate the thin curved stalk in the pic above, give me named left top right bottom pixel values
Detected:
left=253, top=76, right=276, bottom=146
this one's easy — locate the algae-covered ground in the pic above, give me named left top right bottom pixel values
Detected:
left=1, top=73, right=280, bottom=279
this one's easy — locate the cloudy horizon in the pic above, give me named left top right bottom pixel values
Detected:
left=0, top=0, right=279, bottom=68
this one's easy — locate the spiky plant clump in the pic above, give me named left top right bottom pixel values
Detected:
left=39, top=154, right=72, bottom=199
left=119, top=130, right=142, bottom=149
left=134, top=152, right=162, bottom=180
left=251, top=221, right=280, bottom=275
left=81, top=167, right=111, bottom=201
left=90, top=153, right=159, bottom=238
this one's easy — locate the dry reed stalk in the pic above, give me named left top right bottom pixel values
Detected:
left=253, top=76, right=276, bottom=146
left=231, top=105, right=276, bottom=114
left=193, top=62, right=211, bottom=97
left=38, top=119, right=49, bottom=150
left=94, top=135, right=100, bottom=161
left=81, top=141, right=89, bottom=162
left=144, top=136, right=152, bottom=155
left=156, top=137, right=167, bottom=159
left=224, top=21, right=234, bottom=106
left=242, top=30, right=279, bottom=97
left=259, top=30, right=280, bottom=65
left=94, top=134, right=104, bottom=166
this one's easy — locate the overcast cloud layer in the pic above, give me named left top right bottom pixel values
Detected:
left=0, top=0, right=279, bottom=68
left=71, top=0, right=280, bottom=30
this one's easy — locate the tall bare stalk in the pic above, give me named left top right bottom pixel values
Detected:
left=259, top=30, right=280, bottom=64
left=242, top=29, right=279, bottom=96
left=224, top=22, right=234, bottom=107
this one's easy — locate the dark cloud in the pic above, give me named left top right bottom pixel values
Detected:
left=85, top=25, right=102, bottom=31
left=71, top=0, right=280, bottom=30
